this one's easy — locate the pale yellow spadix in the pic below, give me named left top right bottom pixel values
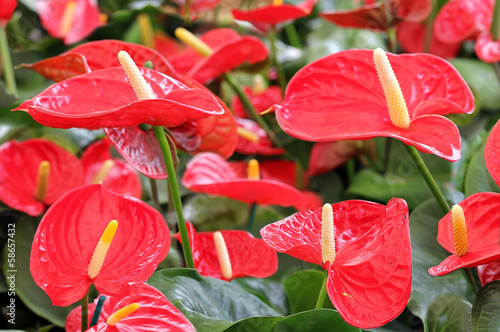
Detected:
left=106, top=303, right=139, bottom=326
left=88, top=220, right=118, bottom=279
left=175, top=28, right=213, bottom=58
left=117, top=50, right=155, bottom=101
left=451, top=204, right=468, bottom=256
left=60, top=0, right=77, bottom=36
left=237, top=127, right=259, bottom=142
left=91, top=159, right=115, bottom=184
left=253, top=75, right=266, bottom=95
left=213, top=231, right=232, bottom=280
left=247, top=159, right=260, bottom=180
left=321, top=203, right=335, bottom=265
left=273, top=0, right=283, bottom=6
left=35, top=161, right=50, bottom=202
left=373, top=48, right=410, bottom=130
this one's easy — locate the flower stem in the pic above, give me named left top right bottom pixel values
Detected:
left=149, top=178, right=161, bottom=212
left=284, top=24, right=301, bottom=49
left=268, top=27, right=287, bottom=93
left=81, top=289, right=89, bottom=332
left=246, top=202, right=257, bottom=231
left=465, top=268, right=479, bottom=292
left=0, top=25, right=17, bottom=97
left=315, top=270, right=328, bottom=309
left=491, top=0, right=500, bottom=41
left=153, top=125, right=195, bottom=268
left=404, top=144, right=450, bottom=214
left=90, top=295, right=106, bottom=327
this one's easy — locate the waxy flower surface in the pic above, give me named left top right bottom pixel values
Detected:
left=261, top=198, right=411, bottom=328
left=30, top=184, right=170, bottom=306
left=0, top=0, right=16, bottom=27
left=235, top=117, right=285, bottom=156
left=182, top=152, right=321, bottom=210
left=477, top=262, right=500, bottom=286
left=275, top=49, right=474, bottom=161
left=429, top=193, right=500, bottom=276
left=484, top=119, right=500, bottom=186
left=307, top=140, right=369, bottom=176
left=65, top=283, right=195, bottom=332
left=174, top=222, right=278, bottom=281
left=0, top=139, right=83, bottom=216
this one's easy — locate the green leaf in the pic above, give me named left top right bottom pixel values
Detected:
left=407, top=200, right=471, bottom=332
left=427, top=294, right=472, bottom=331
left=148, top=268, right=280, bottom=331
left=282, top=269, right=334, bottom=314
left=231, top=278, right=288, bottom=315
left=222, top=316, right=285, bottom=332
left=2, top=216, right=72, bottom=327
left=471, top=280, right=500, bottom=331
left=274, top=309, right=361, bottom=332
left=464, top=143, right=499, bottom=196
left=183, top=195, right=248, bottom=230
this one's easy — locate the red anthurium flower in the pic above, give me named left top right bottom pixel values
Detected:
left=261, top=198, right=411, bottom=328
left=320, top=0, right=430, bottom=31
left=275, top=49, right=474, bottom=162
left=30, top=184, right=170, bottom=306
left=230, top=85, right=283, bottom=119
left=396, top=21, right=461, bottom=59
left=485, top=119, right=500, bottom=186
left=168, top=28, right=268, bottom=84
left=236, top=117, right=285, bottom=156
left=475, top=31, right=500, bottom=63
left=477, top=262, right=500, bottom=286
left=0, top=0, right=16, bottom=27
left=231, top=0, right=316, bottom=31
left=37, top=0, right=104, bottom=45
left=171, top=0, right=222, bottom=16
left=65, top=283, right=195, bottom=332
left=182, top=152, right=321, bottom=210
left=81, top=138, right=142, bottom=198
left=428, top=193, right=500, bottom=276
left=0, top=139, right=83, bottom=217
left=174, top=222, right=278, bottom=281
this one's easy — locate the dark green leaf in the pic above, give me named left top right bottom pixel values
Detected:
left=471, top=280, right=500, bottom=331
left=274, top=309, right=361, bottom=332
left=231, top=278, right=288, bottom=315
left=464, top=143, right=499, bottom=196
left=222, top=316, right=284, bottom=332
left=427, top=294, right=472, bottom=332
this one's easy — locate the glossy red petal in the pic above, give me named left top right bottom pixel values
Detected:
left=154, top=32, right=184, bottom=59
left=14, top=67, right=223, bottom=129
left=429, top=193, right=500, bottom=276
left=175, top=223, right=278, bottom=280
left=30, top=184, right=170, bottom=306
left=485, top=120, right=500, bottom=186
left=320, top=3, right=389, bottom=31
left=231, top=86, right=283, bottom=119
left=478, top=261, right=500, bottom=286
left=0, top=139, right=83, bottom=216
left=231, top=0, right=315, bottom=26
left=182, top=152, right=321, bottom=210
left=37, top=0, right=103, bottom=45
left=475, top=31, right=500, bottom=63
left=81, top=139, right=142, bottom=198
left=0, top=0, right=17, bottom=26
left=236, top=117, right=285, bottom=156
left=307, top=141, right=359, bottom=176
left=396, top=0, right=431, bottom=22
left=434, top=0, right=493, bottom=44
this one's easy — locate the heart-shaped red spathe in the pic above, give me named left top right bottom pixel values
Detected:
left=475, top=31, right=500, bottom=63
left=37, top=0, right=103, bottom=45
left=477, top=262, right=500, bottom=286
left=434, top=0, right=493, bottom=44
left=0, top=0, right=16, bottom=27
left=275, top=49, right=474, bottom=162
left=231, top=0, right=315, bottom=27
left=260, top=198, right=411, bottom=328
left=235, top=117, right=285, bottom=156
left=429, top=193, right=500, bottom=276
left=182, top=153, right=321, bottom=210
left=13, top=67, right=224, bottom=129
left=30, top=184, right=170, bottom=307
left=65, top=283, right=195, bottom=332
left=168, top=28, right=268, bottom=84
left=0, top=139, right=83, bottom=217
left=81, top=138, right=142, bottom=198
left=22, top=39, right=178, bottom=83
left=230, top=86, right=283, bottom=119
left=485, top=119, right=500, bottom=186
left=174, top=222, right=278, bottom=281
left=320, top=0, right=430, bottom=31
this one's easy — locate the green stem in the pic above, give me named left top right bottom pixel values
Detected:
left=183, top=0, right=192, bottom=27
left=465, top=268, right=479, bottom=292
left=346, top=159, right=355, bottom=183
left=246, top=202, right=257, bottom=232
left=315, top=270, right=328, bottom=309
left=149, top=178, right=161, bottom=212
left=0, top=25, right=17, bottom=97
left=153, top=125, right=195, bottom=268
left=383, top=137, right=392, bottom=173
left=284, top=24, right=301, bottom=49
left=386, top=26, right=397, bottom=53
left=404, top=144, right=450, bottom=214
left=81, top=289, right=89, bottom=332
left=90, top=295, right=106, bottom=327
left=423, top=0, right=437, bottom=53
left=268, top=27, right=287, bottom=92
left=491, top=0, right=500, bottom=41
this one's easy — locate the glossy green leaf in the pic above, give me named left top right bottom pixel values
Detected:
left=231, top=278, right=288, bottom=315
left=464, top=143, right=499, bottom=196
left=183, top=195, right=248, bottom=230
left=471, top=280, right=500, bottom=331
left=274, top=309, right=361, bottom=332
left=222, top=316, right=284, bottom=332
left=427, top=294, right=472, bottom=331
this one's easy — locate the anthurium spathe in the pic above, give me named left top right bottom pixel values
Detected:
left=13, top=66, right=224, bottom=129
left=37, top=0, right=104, bottom=45
left=0, top=0, right=16, bottom=27
left=81, top=138, right=142, bottom=198
left=65, top=283, right=195, bottom=332
left=174, top=222, right=278, bottom=281
left=275, top=49, right=474, bottom=161
left=236, top=117, right=285, bottom=156
left=485, top=119, right=500, bottom=186
left=429, top=193, right=500, bottom=276
left=182, top=152, right=321, bottom=210
left=260, top=198, right=411, bottom=328
left=30, top=184, right=170, bottom=306
left=477, top=262, right=500, bottom=286
left=0, top=138, right=83, bottom=216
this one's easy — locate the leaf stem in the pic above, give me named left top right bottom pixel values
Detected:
left=149, top=178, right=161, bottom=212
left=315, top=270, right=328, bottom=309
left=246, top=202, right=257, bottom=231
left=404, top=144, right=450, bottom=214
left=465, top=268, right=479, bottom=292
left=153, top=125, right=194, bottom=268
left=0, top=25, right=17, bottom=97
left=268, top=27, right=287, bottom=92
left=81, top=289, right=89, bottom=332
